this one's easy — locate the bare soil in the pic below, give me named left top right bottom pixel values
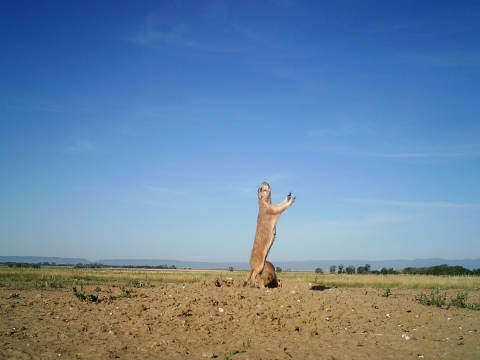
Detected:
left=1, top=279, right=479, bottom=359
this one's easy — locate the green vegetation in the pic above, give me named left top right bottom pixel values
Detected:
left=404, top=264, right=480, bottom=276
left=415, top=289, right=447, bottom=307
left=329, top=263, right=399, bottom=275
left=225, top=340, right=251, bottom=360
left=415, top=289, right=480, bottom=310
left=345, top=265, right=356, bottom=274
left=3, top=262, right=42, bottom=269
left=357, top=264, right=371, bottom=274
left=72, top=285, right=98, bottom=302
left=1, top=261, right=177, bottom=270
left=378, top=267, right=399, bottom=275
left=127, top=275, right=151, bottom=288
left=382, top=287, right=392, bottom=298
left=327, top=263, right=480, bottom=276
left=120, top=287, right=134, bottom=298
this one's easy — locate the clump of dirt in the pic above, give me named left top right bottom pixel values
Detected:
left=1, top=279, right=479, bottom=359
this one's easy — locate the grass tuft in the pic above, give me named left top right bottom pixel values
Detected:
left=225, top=340, right=251, bottom=360
left=382, top=287, right=392, bottom=297
left=72, top=285, right=99, bottom=302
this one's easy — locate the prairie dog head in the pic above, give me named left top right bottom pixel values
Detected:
left=258, top=182, right=271, bottom=203
left=260, top=260, right=280, bottom=288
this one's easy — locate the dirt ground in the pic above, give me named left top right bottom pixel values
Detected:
left=1, top=278, right=479, bottom=359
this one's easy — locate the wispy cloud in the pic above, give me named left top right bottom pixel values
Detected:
left=129, top=19, right=190, bottom=49
left=345, top=146, right=480, bottom=159
left=126, top=5, right=297, bottom=57
left=282, top=212, right=409, bottom=243
left=72, top=186, right=123, bottom=194
left=308, top=121, right=360, bottom=137
left=1, top=95, right=70, bottom=113
left=318, top=213, right=408, bottom=229
left=66, top=141, right=98, bottom=154
left=396, top=51, right=480, bottom=70
left=307, top=141, right=480, bottom=160
left=127, top=15, right=245, bottom=53
left=343, top=198, right=480, bottom=210
left=143, top=185, right=188, bottom=196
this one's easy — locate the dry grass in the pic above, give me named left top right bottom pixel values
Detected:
left=284, top=272, right=480, bottom=290
left=0, top=267, right=244, bottom=290
left=1, top=267, right=479, bottom=291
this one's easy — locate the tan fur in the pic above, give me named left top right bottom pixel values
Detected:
left=257, top=260, right=281, bottom=288
left=244, top=182, right=295, bottom=288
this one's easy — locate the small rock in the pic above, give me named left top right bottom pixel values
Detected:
left=202, top=352, right=216, bottom=358
left=35, top=294, right=43, bottom=299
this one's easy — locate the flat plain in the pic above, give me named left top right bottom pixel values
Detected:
left=1, top=268, right=479, bottom=359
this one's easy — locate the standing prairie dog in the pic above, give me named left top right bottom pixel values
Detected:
left=244, top=182, right=295, bottom=288
left=257, top=260, right=281, bottom=288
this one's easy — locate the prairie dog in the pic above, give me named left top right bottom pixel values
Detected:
left=244, top=182, right=295, bottom=288
left=257, top=260, right=281, bottom=288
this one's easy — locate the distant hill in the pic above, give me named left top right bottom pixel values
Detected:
left=95, top=259, right=250, bottom=269
left=1, top=256, right=480, bottom=271
left=0, top=256, right=90, bottom=265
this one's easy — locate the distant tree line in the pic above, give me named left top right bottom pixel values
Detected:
left=2, top=262, right=42, bottom=268
left=403, top=264, right=480, bottom=276
left=74, top=263, right=177, bottom=269
left=0, top=262, right=177, bottom=270
left=326, top=263, right=480, bottom=276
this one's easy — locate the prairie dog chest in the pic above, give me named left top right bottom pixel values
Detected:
left=255, top=207, right=280, bottom=244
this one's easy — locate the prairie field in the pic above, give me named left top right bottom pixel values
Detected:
left=1, top=267, right=479, bottom=359
left=1, top=267, right=479, bottom=290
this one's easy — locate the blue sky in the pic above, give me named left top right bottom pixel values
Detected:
left=1, top=1, right=479, bottom=263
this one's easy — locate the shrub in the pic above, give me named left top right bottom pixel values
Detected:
left=415, top=289, right=447, bottom=308
left=72, top=286, right=98, bottom=302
